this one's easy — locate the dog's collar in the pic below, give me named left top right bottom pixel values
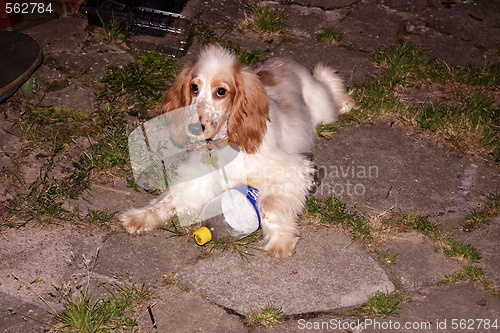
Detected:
left=206, top=138, right=230, bottom=150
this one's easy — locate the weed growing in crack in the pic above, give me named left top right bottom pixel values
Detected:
left=439, top=265, right=498, bottom=294
left=306, top=196, right=373, bottom=242
left=371, top=41, right=439, bottom=86
left=362, top=291, right=409, bottom=318
left=52, top=283, right=151, bottom=333
left=159, top=215, right=197, bottom=239
left=441, top=238, right=482, bottom=262
left=54, top=292, right=135, bottom=332
left=377, top=212, right=482, bottom=263
left=377, top=249, right=398, bottom=266
left=316, top=27, right=344, bottom=44
left=462, top=193, right=500, bottom=231
left=2, top=159, right=116, bottom=228
left=247, top=304, right=286, bottom=328
left=85, top=209, right=117, bottom=227
left=410, top=90, right=499, bottom=158
left=2, top=146, right=79, bottom=227
left=316, top=26, right=355, bottom=50
left=99, top=16, right=125, bottom=43
left=245, top=4, right=285, bottom=36
left=114, top=282, right=152, bottom=304
left=402, top=214, right=439, bottom=237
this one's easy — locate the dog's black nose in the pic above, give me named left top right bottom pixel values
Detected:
left=188, top=123, right=204, bottom=135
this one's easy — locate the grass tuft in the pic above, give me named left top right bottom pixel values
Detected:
left=306, top=197, right=373, bottom=242
left=316, top=27, right=344, bottom=44
left=439, top=265, right=497, bottom=293
left=379, top=213, right=482, bottom=262
left=52, top=283, right=150, bottom=332
left=372, top=41, right=438, bottom=86
left=85, top=209, right=117, bottom=227
left=377, top=249, right=398, bottom=266
left=247, top=304, right=286, bottom=327
left=462, top=194, right=500, bottom=230
left=246, top=4, right=284, bottom=35
left=362, top=291, right=409, bottom=317
left=441, top=238, right=482, bottom=262
left=316, top=26, right=355, bottom=50
left=100, top=16, right=125, bottom=43
left=2, top=150, right=80, bottom=227
left=411, top=90, right=499, bottom=157
left=403, top=214, right=439, bottom=236
left=53, top=286, right=145, bottom=333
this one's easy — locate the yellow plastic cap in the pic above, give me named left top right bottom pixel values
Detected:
left=193, top=226, right=212, bottom=245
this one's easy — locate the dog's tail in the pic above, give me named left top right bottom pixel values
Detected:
left=309, top=64, right=356, bottom=126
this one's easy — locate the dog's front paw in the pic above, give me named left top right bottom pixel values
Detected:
left=264, top=234, right=299, bottom=259
left=119, top=209, right=154, bottom=234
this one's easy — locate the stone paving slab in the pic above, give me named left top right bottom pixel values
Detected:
left=94, top=230, right=204, bottom=287
left=178, top=227, right=395, bottom=315
left=253, top=284, right=500, bottom=333
left=65, top=179, right=153, bottom=214
left=408, top=31, right=488, bottom=67
left=38, top=84, right=97, bottom=114
left=364, top=283, right=500, bottom=333
left=23, top=16, right=87, bottom=53
left=419, top=1, right=500, bottom=50
left=132, top=286, right=247, bottom=332
left=254, top=283, right=500, bottom=333
left=454, top=216, right=500, bottom=285
left=378, top=232, right=462, bottom=292
left=0, top=225, right=103, bottom=304
left=340, top=1, right=405, bottom=52
left=0, top=290, right=53, bottom=333
left=314, top=122, right=500, bottom=228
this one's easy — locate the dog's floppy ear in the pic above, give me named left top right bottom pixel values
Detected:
left=160, top=64, right=194, bottom=113
left=161, top=64, right=194, bottom=145
left=228, top=65, right=269, bottom=154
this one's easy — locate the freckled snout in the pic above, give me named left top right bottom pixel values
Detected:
left=199, top=118, right=220, bottom=140
left=187, top=120, right=219, bottom=140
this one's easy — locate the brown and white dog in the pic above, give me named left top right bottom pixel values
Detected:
left=119, top=45, right=355, bottom=258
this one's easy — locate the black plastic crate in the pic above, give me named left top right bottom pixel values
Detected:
left=132, top=0, right=186, bottom=12
left=129, top=7, right=183, bottom=36
left=80, top=0, right=192, bottom=56
left=80, top=0, right=130, bottom=27
left=128, top=7, right=193, bottom=57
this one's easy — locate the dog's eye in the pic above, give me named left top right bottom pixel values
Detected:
left=216, top=88, right=227, bottom=98
left=191, top=84, right=199, bottom=95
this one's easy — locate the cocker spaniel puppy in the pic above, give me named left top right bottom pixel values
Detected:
left=119, top=45, right=355, bottom=258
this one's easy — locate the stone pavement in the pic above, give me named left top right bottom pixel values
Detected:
left=1, top=0, right=499, bottom=332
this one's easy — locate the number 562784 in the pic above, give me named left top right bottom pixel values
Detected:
left=5, top=2, right=53, bottom=14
